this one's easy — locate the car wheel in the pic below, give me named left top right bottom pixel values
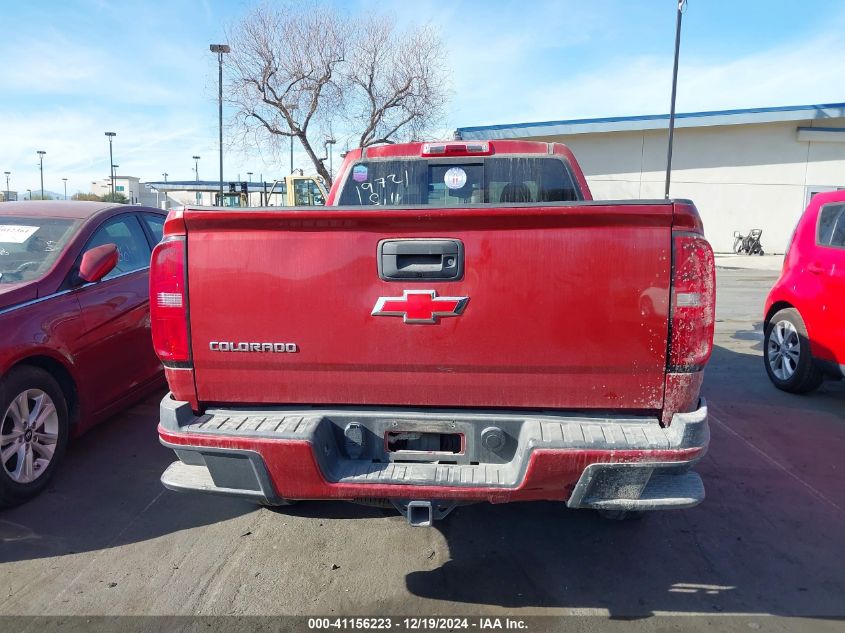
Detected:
left=0, top=367, right=69, bottom=508
left=764, top=308, right=823, bottom=394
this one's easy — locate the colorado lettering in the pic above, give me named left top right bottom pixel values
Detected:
left=209, top=341, right=298, bottom=353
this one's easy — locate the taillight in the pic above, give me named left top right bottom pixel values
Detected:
left=150, top=237, right=190, bottom=363
left=669, top=232, right=715, bottom=371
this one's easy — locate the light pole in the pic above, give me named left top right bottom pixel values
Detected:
left=283, top=102, right=299, bottom=174
left=36, top=150, right=46, bottom=200
left=210, top=44, right=230, bottom=205
left=105, top=132, right=116, bottom=199
left=664, top=0, right=687, bottom=199
left=324, top=138, right=337, bottom=181
left=193, top=155, right=201, bottom=182
left=3, top=171, right=9, bottom=202
left=112, top=165, right=120, bottom=200
left=62, top=178, right=67, bottom=200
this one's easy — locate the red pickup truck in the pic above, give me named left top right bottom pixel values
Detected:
left=152, top=140, right=714, bottom=525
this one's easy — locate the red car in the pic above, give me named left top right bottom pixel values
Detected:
left=764, top=191, right=845, bottom=392
left=0, top=201, right=165, bottom=507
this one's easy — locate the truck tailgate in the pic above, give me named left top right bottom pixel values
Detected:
left=184, top=203, right=672, bottom=410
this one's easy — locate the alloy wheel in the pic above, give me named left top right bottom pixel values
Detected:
left=0, top=389, right=59, bottom=484
left=767, top=319, right=801, bottom=381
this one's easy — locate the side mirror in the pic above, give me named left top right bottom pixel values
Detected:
left=79, top=244, right=118, bottom=283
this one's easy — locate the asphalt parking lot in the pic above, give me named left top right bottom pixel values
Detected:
left=1, top=268, right=843, bottom=629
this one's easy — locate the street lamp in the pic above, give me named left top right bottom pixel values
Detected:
left=210, top=44, right=230, bottom=205
left=105, top=132, right=116, bottom=199
left=192, top=155, right=201, bottom=182
left=162, top=172, right=168, bottom=183
left=62, top=178, right=67, bottom=200
left=36, top=150, right=46, bottom=200
left=664, top=0, right=688, bottom=199
left=3, top=171, right=9, bottom=202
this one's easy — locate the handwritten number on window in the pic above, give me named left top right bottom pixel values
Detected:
left=354, top=171, right=409, bottom=205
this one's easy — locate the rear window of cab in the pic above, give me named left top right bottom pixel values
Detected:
left=337, top=157, right=581, bottom=206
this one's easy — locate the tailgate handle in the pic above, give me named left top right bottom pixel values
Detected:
left=378, top=239, right=464, bottom=281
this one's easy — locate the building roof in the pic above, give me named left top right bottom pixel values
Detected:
left=456, top=102, right=845, bottom=140
left=145, top=180, right=284, bottom=193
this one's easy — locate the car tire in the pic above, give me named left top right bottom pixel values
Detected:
left=597, top=509, right=645, bottom=521
left=259, top=499, right=298, bottom=507
left=764, top=308, right=823, bottom=394
left=0, top=367, right=69, bottom=508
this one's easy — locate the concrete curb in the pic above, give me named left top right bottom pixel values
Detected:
left=714, top=254, right=783, bottom=272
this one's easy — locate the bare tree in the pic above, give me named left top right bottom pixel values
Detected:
left=225, top=4, right=448, bottom=186
left=346, top=21, right=446, bottom=149
left=226, top=4, right=346, bottom=185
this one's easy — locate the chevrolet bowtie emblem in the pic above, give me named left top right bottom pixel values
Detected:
left=371, top=290, right=469, bottom=324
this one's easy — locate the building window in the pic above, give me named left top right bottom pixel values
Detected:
left=805, top=186, right=845, bottom=207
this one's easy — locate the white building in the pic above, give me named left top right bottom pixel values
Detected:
left=457, top=103, right=845, bottom=253
left=92, top=175, right=142, bottom=204
left=143, top=179, right=299, bottom=209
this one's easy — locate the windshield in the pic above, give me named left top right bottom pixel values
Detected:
left=337, top=157, right=580, bottom=206
left=0, top=217, right=78, bottom=284
left=293, top=178, right=326, bottom=206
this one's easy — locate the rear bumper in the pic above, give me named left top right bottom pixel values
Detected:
left=158, top=396, right=709, bottom=510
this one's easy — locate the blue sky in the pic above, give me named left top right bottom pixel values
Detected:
left=2, top=0, right=845, bottom=196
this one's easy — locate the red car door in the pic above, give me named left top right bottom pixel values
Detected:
left=72, top=213, right=159, bottom=418
left=813, top=201, right=845, bottom=367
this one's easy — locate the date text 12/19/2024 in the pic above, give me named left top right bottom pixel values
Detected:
left=308, top=618, right=528, bottom=630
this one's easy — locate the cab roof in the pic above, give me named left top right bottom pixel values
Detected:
left=345, top=139, right=569, bottom=161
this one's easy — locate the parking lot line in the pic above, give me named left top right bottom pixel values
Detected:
left=709, top=407, right=844, bottom=515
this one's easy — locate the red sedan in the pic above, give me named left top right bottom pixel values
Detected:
left=764, top=191, right=845, bottom=392
left=0, top=201, right=165, bottom=506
